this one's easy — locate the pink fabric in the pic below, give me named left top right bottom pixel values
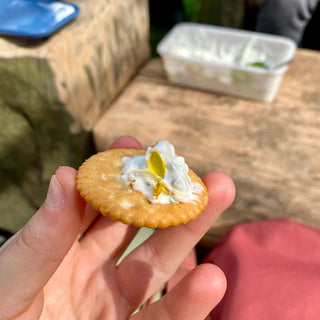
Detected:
left=203, top=218, right=320, bottom=320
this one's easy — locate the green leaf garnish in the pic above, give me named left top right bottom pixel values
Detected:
left=247, top=61, right=268, bottom=69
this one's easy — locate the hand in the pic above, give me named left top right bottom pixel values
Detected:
left=0, top=136, right=235, bottom=320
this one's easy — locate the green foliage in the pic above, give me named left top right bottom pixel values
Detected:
left=182, top=0, right=202, bottom=22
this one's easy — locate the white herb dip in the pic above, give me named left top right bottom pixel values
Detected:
left=120, top=141, right=203, bottom=204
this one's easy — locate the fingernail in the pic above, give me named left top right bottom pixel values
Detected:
left=45, top=175, right=65, bottom=208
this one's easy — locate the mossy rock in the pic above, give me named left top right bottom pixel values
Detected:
left=0, top=57, right=93, bottom=232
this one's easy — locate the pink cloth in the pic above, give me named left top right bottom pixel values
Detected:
left=203, top=218, right=320, bottom=320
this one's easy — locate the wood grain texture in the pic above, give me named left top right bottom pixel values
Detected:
left=94, top=49, right=320, bottom=248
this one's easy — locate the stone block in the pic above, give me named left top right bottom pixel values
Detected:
left=0, top=0, right=150, bottom=231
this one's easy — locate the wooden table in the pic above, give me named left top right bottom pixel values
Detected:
left=94, top=49, right=320, bottom=252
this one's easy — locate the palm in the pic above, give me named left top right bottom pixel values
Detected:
left=41, top=213, right=142, bottom=319
left=42, top=243, right=123, bottom=319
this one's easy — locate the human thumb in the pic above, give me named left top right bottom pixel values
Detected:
left=0, top=166, right=85, bottom=318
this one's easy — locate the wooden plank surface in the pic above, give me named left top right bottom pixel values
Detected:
left=94, top=49, right=320, bottom=249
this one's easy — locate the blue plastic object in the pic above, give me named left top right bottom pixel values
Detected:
left=0, top=0, right=80, bottom=38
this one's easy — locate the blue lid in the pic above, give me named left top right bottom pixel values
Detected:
left=0, top=0, right=80, bottom=38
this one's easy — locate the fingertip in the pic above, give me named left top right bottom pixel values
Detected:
left=45, top=166, right=86, bottom=226
left=55, top=166, right=77, bottom=185
left=196, top=263, right=227, bottom=303
left=176, top=263, right=227, bottom=314
left=109, top=136, right=142, bottom=150
left=143, top=263, right=227, bottom=320
left=55, top=166, right=85, bottom=204
left=202, top=171, right=236, bottom=210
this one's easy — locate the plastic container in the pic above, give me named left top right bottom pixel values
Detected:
left=157, top=23, right=296, bottom=102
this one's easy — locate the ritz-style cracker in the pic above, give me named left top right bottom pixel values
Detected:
left=76, top=142, right=208, bottom=228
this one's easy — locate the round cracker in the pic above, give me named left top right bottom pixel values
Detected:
left=76, top=149, right=208, bottom=228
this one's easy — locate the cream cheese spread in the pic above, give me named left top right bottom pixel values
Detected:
left=120, top=140, right=203, bottom=204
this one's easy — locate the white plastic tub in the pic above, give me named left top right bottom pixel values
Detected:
left=157, top=23, right=296, bottom=102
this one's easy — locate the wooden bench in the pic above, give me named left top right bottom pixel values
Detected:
left=94, top=49, right=320, bottom=252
